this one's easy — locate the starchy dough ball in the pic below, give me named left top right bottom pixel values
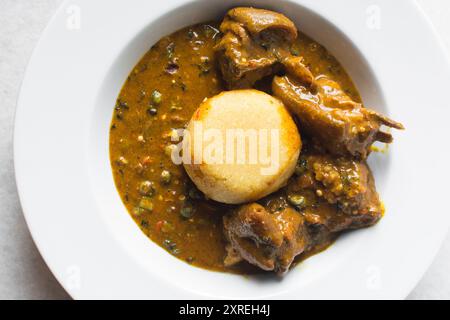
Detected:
left=183, top=90, right=301, bottom=204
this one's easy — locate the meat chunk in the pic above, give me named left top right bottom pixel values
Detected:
left=214, top=8, right=298, bottom=89
left=289, top=149, right=383, bottom=232
left=223, top=7, right=298, bottom=40
left=223, top=203, right=309, bottom=274
left=273, top=75, right=404, bottom=159
left=282, top=56, right=316, bottom=89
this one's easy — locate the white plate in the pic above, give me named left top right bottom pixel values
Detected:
left=14, top=0, right=450, bottom=299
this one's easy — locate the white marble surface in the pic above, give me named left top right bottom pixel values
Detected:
left=0, top=0, right=449, bottom=300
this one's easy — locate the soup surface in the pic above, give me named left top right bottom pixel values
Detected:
left=109, top=21, right=362, bottom=273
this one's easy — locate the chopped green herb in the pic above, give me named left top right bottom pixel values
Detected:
left=151, top=90, right=162, bottom=105
left=139, top=197, right=154, bottom=212
left=161, top=170, right=172, bottom=184
left=139, top=181, right=155, bottom=196
left=287, top=194, right=306, bottom=209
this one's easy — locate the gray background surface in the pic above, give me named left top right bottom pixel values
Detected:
left=0, top=0, right=449, bottom=300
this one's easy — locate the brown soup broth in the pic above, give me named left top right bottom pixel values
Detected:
left=109, top=22, right=360, bottom=274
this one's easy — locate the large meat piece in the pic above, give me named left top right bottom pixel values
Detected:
left=214, top=7, right=298, bottom=89
left=289, top=149, right=383, bottom=232
left=273, top=75, right=404, bottom=159
left=223, top=203, right=309, bottom=274
left=222, top=149, right=383, bottom=273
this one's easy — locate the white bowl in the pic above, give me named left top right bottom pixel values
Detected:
left=15, top=0, right=450, bottom=299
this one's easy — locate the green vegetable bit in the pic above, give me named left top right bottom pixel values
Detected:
left=139, top=180, right=155, bottom=196
left=161, top=170, right=172, bottom=184
left=151, top=90, right=162, bottom=105
left=138, top=197, right=154, bottom=212
left=287, top=194, right=306, bottom=208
